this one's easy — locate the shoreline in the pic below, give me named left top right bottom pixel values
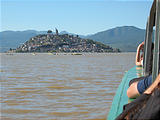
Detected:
left=0, top=52, right=136, bottom=55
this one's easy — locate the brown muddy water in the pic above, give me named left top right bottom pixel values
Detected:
left=0, top=53, right=135, bottom=120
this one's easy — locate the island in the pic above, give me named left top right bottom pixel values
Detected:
left=9, top=29, right=120, bottom=53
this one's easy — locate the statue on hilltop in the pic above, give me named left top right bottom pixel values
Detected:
left=55, top=28, right=59, bottom=35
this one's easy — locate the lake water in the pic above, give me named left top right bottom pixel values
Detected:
left=0, top=53, right=135, bottom=120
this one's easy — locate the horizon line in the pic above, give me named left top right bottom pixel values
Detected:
left=0, top=25, right=146, bottom=35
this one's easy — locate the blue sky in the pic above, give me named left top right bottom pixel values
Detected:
left=1, top=0, right=153, bottom=35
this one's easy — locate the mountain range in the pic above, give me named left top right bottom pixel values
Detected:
left=0, top=26, right=146, bottom=52
left=87, top=26, right=146, bottom=52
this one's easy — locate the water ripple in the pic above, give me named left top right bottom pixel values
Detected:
left=1, top=53, right=135, bottom=120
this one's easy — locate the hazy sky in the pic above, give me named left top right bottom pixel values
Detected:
left=1, top=0, right=153, bottom=35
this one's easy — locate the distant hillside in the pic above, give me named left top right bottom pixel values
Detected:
left=86, top=26, right=146, bottom=52
left=0, top=30, right=83, bottom=52
left=11, top=34, right=119, bottom=53
left=0, top=26, right=147, bottom=52
left=0, top=30, right=38, bottom=52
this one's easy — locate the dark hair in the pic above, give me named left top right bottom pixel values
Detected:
left=116, top=86, right=160, bottom=120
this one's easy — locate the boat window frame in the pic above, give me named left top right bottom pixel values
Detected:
left=152, top=0, right=160, bottom=82
left=143, top=0, right=156, bottom=76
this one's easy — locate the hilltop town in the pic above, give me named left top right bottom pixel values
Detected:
left=10, top=29, right=120, bottom=53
